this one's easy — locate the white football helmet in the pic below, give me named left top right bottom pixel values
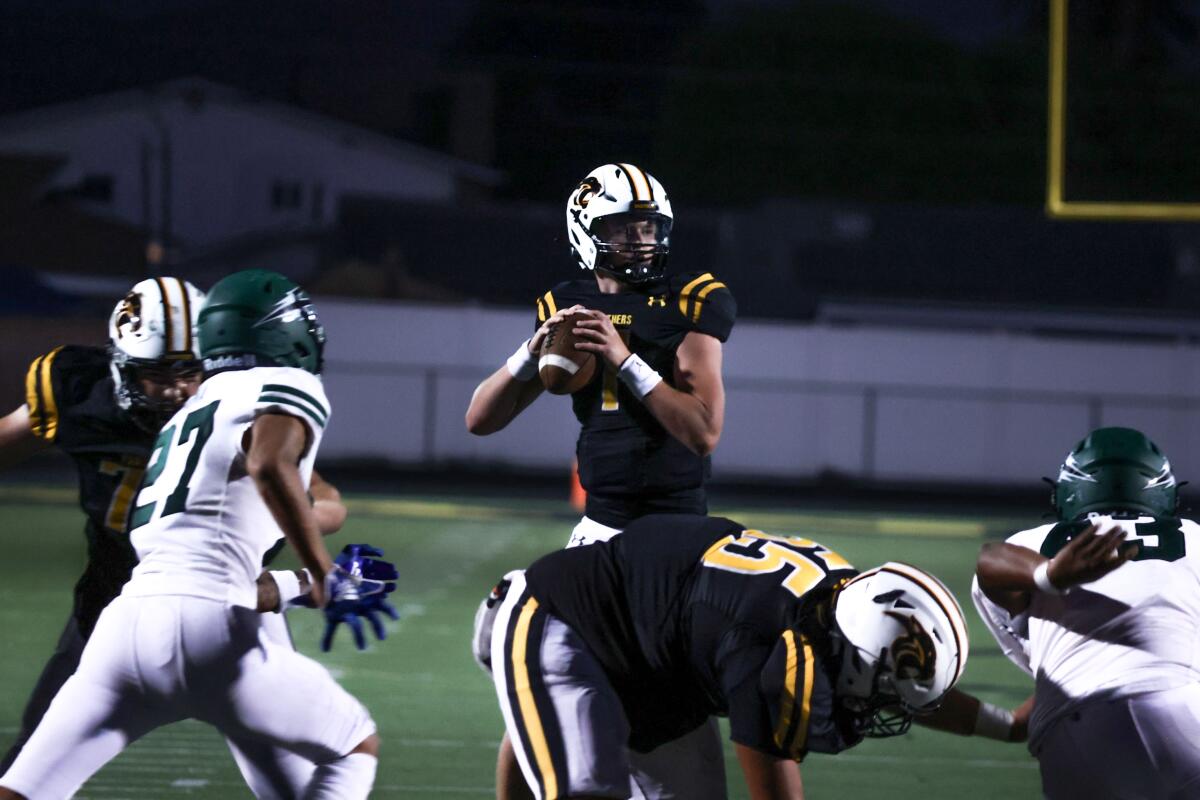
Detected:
left=108, top=277, right=205, bottom=430
left=565, top=163, right=673, bottom=286
left=832, top=562, right=969, bottom=737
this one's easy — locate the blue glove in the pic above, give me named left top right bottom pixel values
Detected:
left=314, top=544, right=400, bottom=652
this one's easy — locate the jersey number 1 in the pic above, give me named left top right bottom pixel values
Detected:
left=129, top=401, right=221, bottom=529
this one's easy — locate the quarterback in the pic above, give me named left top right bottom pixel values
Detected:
left=0, top=270, right=382, bottom=800
left=466, top=162, right=735, bottom=543
left=973, top=427, right=1200, bottom=799
left=466, top=163, right=736, bottom=795
left=476, top=513, right=1023, bottom=800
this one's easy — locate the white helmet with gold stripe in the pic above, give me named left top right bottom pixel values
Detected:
left=832, top=561, right=969, bottom=738
left=566, top=163, right=673, bottom=286
left=108, top=277, right=205, bottom=429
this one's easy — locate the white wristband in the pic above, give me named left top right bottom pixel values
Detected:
left=617, top=354, right=663, bottom=400
left=974, top=701, right=1015, bottom=741
left=268, top=569, right=309, bottom=611
left=1032, top=562, right=1065, bottom=595
left=506, top=339, right=538, bottom=381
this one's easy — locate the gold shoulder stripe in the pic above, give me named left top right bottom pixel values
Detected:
left=678, top=273, right=715, bottom=316
left=691, top=281, right=727, bottom=323
left=536, top=297, right=547, bottom=323
left=542, top=290, right=558, bottom=318
left=25, top=346, right=64, bottom=440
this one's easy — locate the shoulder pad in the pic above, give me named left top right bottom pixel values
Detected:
left=24, top=345, right=107, bottom=441
left=673, top=272, right=736, bottom=342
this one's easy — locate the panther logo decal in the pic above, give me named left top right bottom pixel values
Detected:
left=884, top=612, right=936, bottom=681
left=574, top=178, right=600, bottom=209
left=115, top=292, right=143, bottom=335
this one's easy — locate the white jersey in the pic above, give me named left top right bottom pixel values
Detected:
left=125, top=366, right=330, bottom=609
left=972, top=514, right=1200, bottom=749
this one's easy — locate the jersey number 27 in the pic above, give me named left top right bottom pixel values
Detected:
left=129, top=401, right=221, bottom=530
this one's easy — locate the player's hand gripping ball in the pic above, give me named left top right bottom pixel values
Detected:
left=538, top=312, right=597, bottom=395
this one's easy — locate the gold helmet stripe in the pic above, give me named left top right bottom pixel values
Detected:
left=153, top=276, right=174, bottom=354
left=691, top=281, right=727, bottom=323
left=510, top=597, right=559, bottom=799
left=678, top=273, right=715, bottom=317
left=176, top=278, right=193, bottom=355
left=618, top=163, right=651, bottom=202
left=542, top=290, right=558, bottom=318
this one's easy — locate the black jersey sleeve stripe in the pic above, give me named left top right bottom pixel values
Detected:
left=506, top=594, right=562, bottom=799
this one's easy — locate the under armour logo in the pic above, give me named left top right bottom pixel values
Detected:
left=647, top=295, right=666, bottom=307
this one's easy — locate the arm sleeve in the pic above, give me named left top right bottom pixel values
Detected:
left=24, top=346, right=67, bottom=441
left=678, top=274, right=735, bottom=342
left=730, top=627, right=859, bottom=762
left=723, top=637, right=793, bottom=760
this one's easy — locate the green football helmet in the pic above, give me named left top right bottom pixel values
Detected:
left=1052, top=427, right=1177, bottom=520
left=197, top=269, right=325, bottom=374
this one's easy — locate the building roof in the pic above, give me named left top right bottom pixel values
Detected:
left=0, top=76, right=504, bottom=187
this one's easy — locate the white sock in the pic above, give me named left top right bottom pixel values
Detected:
left=301, top=752, right=377, bottom=800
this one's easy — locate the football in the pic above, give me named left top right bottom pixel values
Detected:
left=538, top=312, right=597, bottom=395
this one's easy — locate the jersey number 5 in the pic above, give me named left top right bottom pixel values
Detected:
left=129, top=401, right=221, bottom=529
left=702, top=530, right=853, bottom=597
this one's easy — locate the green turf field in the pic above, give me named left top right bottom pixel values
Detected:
left=0, top=485, right=1042, bottom=798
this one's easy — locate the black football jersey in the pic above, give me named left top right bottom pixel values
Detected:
left=524, top=513, right=861, bottom=759
left=533, top=272, right=736, bottom=527
left=24, top=346, right=155, bottom=636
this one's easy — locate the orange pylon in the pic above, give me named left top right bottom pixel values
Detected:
left=569, top=458, right=586, bottom=512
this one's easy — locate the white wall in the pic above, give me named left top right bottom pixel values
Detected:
left=316, top=297, right=1200, bottom=486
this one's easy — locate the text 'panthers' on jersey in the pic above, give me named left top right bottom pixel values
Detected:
left=533, top=272, right=736, bottom=526
left=524, top=514, right=858, bottom=760
left=24, top=345, right=156, bottom=635
left=126, top=366, right=330, bottom=609
left=972, top=514, right=1200, bottom=750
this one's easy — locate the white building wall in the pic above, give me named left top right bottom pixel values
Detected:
left=315, top=297, right=1200, bottom=487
